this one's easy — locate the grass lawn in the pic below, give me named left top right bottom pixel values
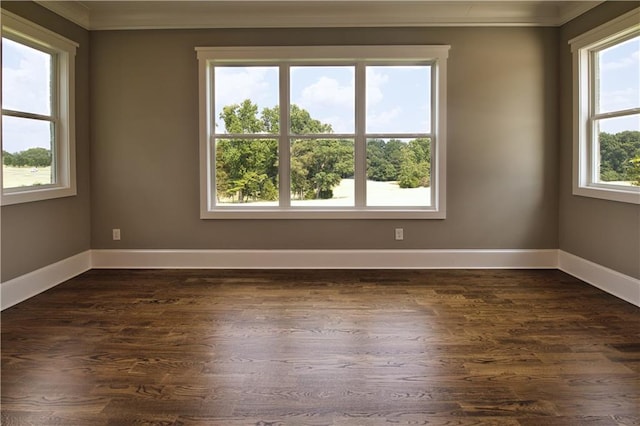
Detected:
left=2, top=166, right=53, bottom=188
left=218, top=178, right=431, bottom=206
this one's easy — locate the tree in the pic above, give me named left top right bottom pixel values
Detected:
left=367, top=139, right=397, bottom=181
left=291, top=139, right=353, bottom=199
left=218, top=99, right=352, bottom=202
left=3, top=151, right=14, bottom=166
left=628, top=156, right=640, bottom=186
left=2, top=148, right=51, bottom=168
left=217, top=100, right=278, bottom=202
left=398, top=138, right=431, bottom=188
left=599, top=130, right=640, bottom=182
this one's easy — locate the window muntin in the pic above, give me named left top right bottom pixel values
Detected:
left=570, top=8, right=640, bottom=204
left=1, top=10, right=78, bottom=205
left=197, top=46, right=449, bottom=218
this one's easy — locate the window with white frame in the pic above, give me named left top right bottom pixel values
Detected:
left=1, top=10, right=77, bottom=205
left=570, top=8, right=640, bottom=204
left=196, top=46, right=449, bottom=219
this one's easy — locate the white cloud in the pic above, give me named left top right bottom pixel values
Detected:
left=299, top=76, right=354, bottom=110
left=214, top=67, right=277, bottom=109
left=366, top=107, right=403, bottom=133
left=600, top=87, right=640, bottom=112
left=601, top=47, right=639, bottom=71
left=2, top=38, right=51, bottom=116
left=366, top=69, right=389, bottom=107
left=2, top=39, right=52, bottom=152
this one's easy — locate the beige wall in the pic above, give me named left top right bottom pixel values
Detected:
left=11, top=3, right=634, bottom=282
left=90, top=27, right=559, bottom=251
left=1, top=2, right=91, bottom=282
left=559, top=2, right=640, bottom=279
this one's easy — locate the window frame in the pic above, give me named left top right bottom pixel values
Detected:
left=196, top=45, right=450, bottom=219
left=569, top=8, right=640, bottom=205
left=1, top=9, right=78, bottom=206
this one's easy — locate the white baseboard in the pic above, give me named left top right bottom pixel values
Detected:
left=1, top=250, right=92, bottom=311
left=90, top=249, right=558, bottom=270
left=3, top=249, right=638, bottom=310
left=558, top=250, right=640, bottom=307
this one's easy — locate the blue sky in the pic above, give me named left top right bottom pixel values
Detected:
left=215, top=64, right=431, bottom=135
left=598, top=35, right=640, bottom=134
left=2, top=37, right=53, bottom=154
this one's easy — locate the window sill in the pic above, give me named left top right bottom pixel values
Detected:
left=1, top=185, right=77, bottom=206
left=200, top=208, right=446, bottom=220
left=573, top=184, right=640, bottom=205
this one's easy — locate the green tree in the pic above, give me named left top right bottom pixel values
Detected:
left=398, top=138, right=431, bottom=188
left=2, top=148, right=51, bottom=168
left=599, top=130, right=640, bottom=182
left=3, top=151, right=15, bottom=166
left=220, top=100, right=351, bottom=201
left=367, top=139, right=397, bottom=181
left=628, top=156, right=640, bottom=186
left=291, top=139, right=353, bottom=199
left=217, top=100, right=278, bottom=202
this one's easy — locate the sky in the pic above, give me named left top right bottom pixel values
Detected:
left=2, top=37, right=53, bottom=154
left=1, top=35, right=638, bottom=154
left=214, top=64, right=431, bottom=135
left=598, top=35, right=640, bottom=134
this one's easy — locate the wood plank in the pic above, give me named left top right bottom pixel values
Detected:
left=2, top=269, right=639, bottom=424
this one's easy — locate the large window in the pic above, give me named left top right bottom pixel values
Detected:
left=197, top=46, right=449, bottom=218
left=570, top=8, right=640, bottom=204
left=1, top=10, right=77, bottom=205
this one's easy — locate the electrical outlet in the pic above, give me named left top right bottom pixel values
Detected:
left=112, top=228, right=121, bottom=241
left=395, top=228, right=404, bottom=241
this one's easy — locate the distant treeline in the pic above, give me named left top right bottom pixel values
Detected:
left=3, top=148, right=52, bottom=168
left=600, top=130, right=640, bottom=184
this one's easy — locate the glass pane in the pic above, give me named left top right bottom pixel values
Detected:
left=2, top=37, right=52, bottom=116
left=366, top=66, right=431, bottom=134
left=597, top=36, right=640, bottom=114
left=2, top=116, right=54, bottom=189
left=290, top=66, right=354, bottom=134
left=367, top=138, right=431, bottom=206
left=291, top=138, right=354, bottom=206
left=215, top=138, right=279, bottom=205
left=214, top=67, right=279, bottom=134
left=595, top=115, right=640, bottom=186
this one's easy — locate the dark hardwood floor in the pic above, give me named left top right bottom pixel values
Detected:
left=1, top=269, right=638, bottom=425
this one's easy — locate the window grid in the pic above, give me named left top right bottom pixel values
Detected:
left=1, top=10, right=78, bottom=205
left=197, top=45, right=449, bottom=218
left=570, top=8, right=640, bottom=204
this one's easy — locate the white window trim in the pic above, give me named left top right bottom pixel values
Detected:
left=1, top=9, right=78, bottom=206
left=569, top=8, right=640, bottom=205
left=196, top=45, right=449, bottom=219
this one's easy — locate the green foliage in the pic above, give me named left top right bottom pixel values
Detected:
left=215, top=99, right=433, bottom=203
left=369, top=138, right=431, bottom=189
left=291, top=139, right=353, bottom=200
left=3, top=148, right=52, bottom=168
left=628, top=156, right=640, bottom=186
left=599, top=130, right=640, bottom=182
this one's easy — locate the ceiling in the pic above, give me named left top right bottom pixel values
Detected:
left=33, top=1, right=604, bottom=30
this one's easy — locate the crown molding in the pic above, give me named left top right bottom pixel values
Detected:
left=32, top=1, right=603, bottom=30
left=34, top=0, right=90, bottom=29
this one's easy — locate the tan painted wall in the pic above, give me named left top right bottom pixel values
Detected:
left=559, top=2, right=640, bottom=279
left=1, top=2, right=91, bottom=282
left=89, top=26, right=559, bottom=251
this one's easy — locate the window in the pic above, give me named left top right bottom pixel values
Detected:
left=1, top=10, right=77, bottom=205
left=570, top=8, right=640, bottom=204
left=197, top=46, right=449, bottom=219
